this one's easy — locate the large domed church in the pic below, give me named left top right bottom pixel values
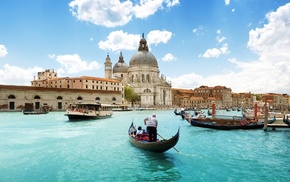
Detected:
left=104, top=34, right=172, bottom=107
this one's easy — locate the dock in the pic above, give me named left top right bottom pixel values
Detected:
left=266, top=123, right=290, bottom=130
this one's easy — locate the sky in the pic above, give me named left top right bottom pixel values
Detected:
left=0, top=0, right=290, bottom=94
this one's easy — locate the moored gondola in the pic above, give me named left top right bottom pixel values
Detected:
left=188, top=119, right=264, bottom=130
left=186, top=115, right=276, bottom=130
left=174, top=109, right=181, bottom=115
left=283, top=114, right=290, bottom=126
left=128, top=122, right=180, bottom=153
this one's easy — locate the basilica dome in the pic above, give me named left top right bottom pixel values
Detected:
left=129, top=34, right=158, bottom=68
left=113, top=52, right=128, bottom=73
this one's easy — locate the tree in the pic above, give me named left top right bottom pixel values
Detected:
left=124, top=86, right=140, bottom=107
left=255, top=94, right=261, bottom=101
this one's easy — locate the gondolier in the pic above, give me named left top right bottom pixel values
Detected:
left=144, top=113, right=158, bottom=142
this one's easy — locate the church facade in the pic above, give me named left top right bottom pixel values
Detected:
left=105, top=35, right=172, bottom=107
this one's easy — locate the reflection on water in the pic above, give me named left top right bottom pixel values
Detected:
left=136, top=151, right=181, bottom=181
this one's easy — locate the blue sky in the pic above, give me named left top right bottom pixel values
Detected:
left=0, top=0, right=290, bottom=94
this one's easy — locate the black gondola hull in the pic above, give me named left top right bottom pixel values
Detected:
left=128, top=123, right=179, bottom=153
left=189, top=119, right=264, bottom=130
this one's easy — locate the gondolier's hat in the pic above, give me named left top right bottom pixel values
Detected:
left=152, top=113, right=156, bottom=117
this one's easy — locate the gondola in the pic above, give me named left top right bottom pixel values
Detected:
left=185, top=115, right=272, bottom=130
left=128, top=122, right=180, bottom=153
left=283, top=114, right=290, bottom=126
left=174, top=109, right=181, bottom=115
left=187, top=119, right=264, bottom=130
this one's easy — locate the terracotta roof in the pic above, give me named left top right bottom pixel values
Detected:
left=172, top=88, right=194, bottom=93
left=0, top=85, right=121, bottom=94
left=36, top=76, right=121, bottom=83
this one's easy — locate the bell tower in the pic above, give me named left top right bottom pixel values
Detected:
left=104, top=54, right=112, bottom=79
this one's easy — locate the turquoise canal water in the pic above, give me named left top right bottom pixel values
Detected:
left=0, top=110, right=289, bottom=182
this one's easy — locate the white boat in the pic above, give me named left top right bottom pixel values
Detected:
left=65, top=102, right=113, bottom=121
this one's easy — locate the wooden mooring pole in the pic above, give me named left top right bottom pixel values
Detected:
left=263, top=102, right=268, bottom=131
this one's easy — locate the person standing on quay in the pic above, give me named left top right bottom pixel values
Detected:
left=144, top=113, right=158, bottom=142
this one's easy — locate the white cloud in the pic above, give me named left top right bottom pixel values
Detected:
left=98, top=30, right=173, bottom=52
left=48, top=54, right=55, bottom=59
left=147, top=30, right=173, bottom=45
left=216, top=29, right=226, bottom=42
left=0, top=64, right=43, bottom=85
left=69, top=0, right=180, bottom=27
left=217, top=36, right=226, bottom=43
left=165, top=0, right=180, bottom=7
left=69, top=0, right=133, bottom=27
left=220, top=43, right=229, bottom=54
left=248, top=3, right=290, bottom=60
left=98, top=30, right=140, bottom=51
left=0, top=44, right=8, bottom=57
left=225, top=0, right=230, bottom=5
left=200, top=30, right=229, bottom=58
left=193, top=26, right=202, bottom=33
left=54, top=54, right=101, bottom=74
left=168, top=73, right=204, bottom=89
left=192, top=26, right=203, bottom=36
left=200, top=48, right=221, bottom=58
left=132, top=0, right=163, bottom=19
left=162, top=53, right=176, bottom=62
left=200, top=44, right=229, bottom=58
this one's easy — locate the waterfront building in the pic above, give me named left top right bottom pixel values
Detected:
left=231, top=92, right=254, bottom=109
left=31, top=69, right=123, bottom=93
left=260, top=93, right=289, bottom=112
left=0, top=85, right=121, bottom=111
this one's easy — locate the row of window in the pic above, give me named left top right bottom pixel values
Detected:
left=194, top=90, right=224, bottom=93
left=7, top=95, right=117, bottom=101
left=131, top=74, right=154, bottom=83
left=8, top=95, right=40, bottom=99
left=44, top=80, right=121, bottom=85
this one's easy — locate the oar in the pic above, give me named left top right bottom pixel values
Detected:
left=157, top=133, right=180, bottom=153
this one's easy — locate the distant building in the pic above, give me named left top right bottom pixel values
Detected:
left=172, top=86, right=232, bottom=109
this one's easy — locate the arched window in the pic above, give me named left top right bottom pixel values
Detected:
left=77, top=96, right=82, bottom=100
left=8, top=95, right=16, bottom=99
left=57, top=96, right=63, bottom=100
left=95, top=97, right=100, bottom=101
left=131, top=75, right=134, bottom=83
left=112, top=97, right=116, bottom=101
left=143, top=88, right=151, bottom=93
left=146, top=74, right=150, bottom=83
left=142, top=74, right=145, bottom=83
left=34, top=95, right=41, bottom=99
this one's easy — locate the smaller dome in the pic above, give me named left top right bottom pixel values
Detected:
left=113, top=63, right=129, bottom=73
left=113, top=52, right=129, bottom=73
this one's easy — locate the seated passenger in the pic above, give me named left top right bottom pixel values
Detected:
left=136, top=126, right=143, bottom=136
